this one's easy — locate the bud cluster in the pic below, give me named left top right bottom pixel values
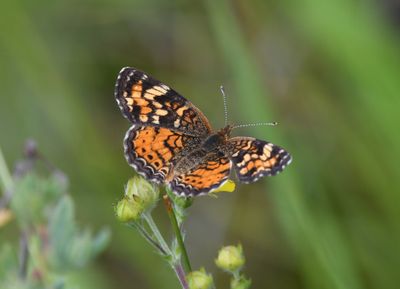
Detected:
left=115, top=176, right=160, bottom=222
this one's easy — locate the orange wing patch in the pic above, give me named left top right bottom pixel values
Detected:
left=169, top=154, right=231, bottom=196
left=124, top=126, right=187, bottom=183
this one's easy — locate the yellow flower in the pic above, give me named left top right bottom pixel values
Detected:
left=210, top=180, right=236, bottom=194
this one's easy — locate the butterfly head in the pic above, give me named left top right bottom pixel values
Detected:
left=218, top=125, right=234, bottom=140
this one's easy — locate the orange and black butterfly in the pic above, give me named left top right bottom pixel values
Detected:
left=115, top=67, right=292, bottom=197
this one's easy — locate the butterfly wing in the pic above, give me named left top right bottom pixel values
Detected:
left=228, top=137, right=292, bottom=183
left=168, top=152, right=231, bottom=197
left=124, top=125, right=202, bottom=183
left=115, top=67, right=212, bottom=136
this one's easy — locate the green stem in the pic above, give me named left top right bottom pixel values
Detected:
left=128, top=222, right=167, bottom=256
left=173, top=262, right=189, bottom=289
left=232, top=269, right=240, bottom=280
left=163, top=196, right=192, bottom=273
left=0, top=146, right=13, bottom=193
left=143, top=212, right=171, bottom=256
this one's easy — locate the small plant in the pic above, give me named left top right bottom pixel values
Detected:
left=115, top=176, right=251, bottom=289
left=0, top=141, right=110, bottom=289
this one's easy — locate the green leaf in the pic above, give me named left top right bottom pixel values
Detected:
left=48, top=195, right=76, bottom=271
left=90, top=228, right=111, bottom=257
left=48, top=195, right=109, bottom=271
left=11, top=173, right=65, bottom=228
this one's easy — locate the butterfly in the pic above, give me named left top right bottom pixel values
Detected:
left=115, top=67, right=292, bottom=197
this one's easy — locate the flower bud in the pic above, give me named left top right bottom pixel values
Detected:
left=231, top=276, right=251, bottom=289
left=187, top=268, right=214, bottom=289
left=116, top=177, right=160, bottom=222
left=215, top=244, right=245, bottom=273
left=125, top=176, right=159, bottom=210
left=115, top=197, right=142, bottom=222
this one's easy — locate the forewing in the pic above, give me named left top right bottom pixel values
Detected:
left=169, top=153, right=231, bottom=197
left=124, top=125, right=200, bottom=183
left=115, top=67, right=211, bottom=136
left=228, top=137, right=291, bottom=183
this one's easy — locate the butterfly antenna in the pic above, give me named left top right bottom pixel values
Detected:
left=232, top=122, right=278, bottom=130
left=220, top=85, right=229, bottom=126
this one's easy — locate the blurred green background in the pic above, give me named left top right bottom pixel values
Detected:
left=1, top=0, right=400, bottom=288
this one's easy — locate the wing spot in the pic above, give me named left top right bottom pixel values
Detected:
left=246, top=161, right=255, bottom=170
left=131, top=81, right=143, bottom=98
left=160, top=84, right=169, bottom=90
left=146, top=87, right=165, bottom=96
left=155, top=109, right=168, bottom=116
left=240, top=168, right=248, bottom=175
left=152, top=115, right=160, bottom=124
left=153, top=101, right=163, bottom=108
left=141, top=106, right=152, bottom=114
left=139, top=115, right=149, bottom=122
left=176, top=106, right=187, bottom=116
left=134, top=98, right=149, bottom=106
left=143, top=93, right=156, bottom=100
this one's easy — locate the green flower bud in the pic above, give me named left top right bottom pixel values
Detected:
left=115, top=197, right=142, bottom=222
left=116, top=177, right=160, bottom=222
left=125, top=177, right=160, bottom=210
left=215, top=244, right=245, bottom=273
left=187, top=268, right=214, bottom=289
left=231, top=276, right=252, bottom=289
left=125, top=176, right=159, bottom=210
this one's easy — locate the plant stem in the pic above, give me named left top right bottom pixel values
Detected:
left=0, top=147, right=14, bottom=210
left=0, top=146, right=13, bottom=195
left=143, top=211, right=189, bottom=289
left=18, top=230, right=29, bottom=280
left=174, top=262, right=189, bottom=289
left=143, top=212, right=171, bottom=256
left=128, top=222, right=167, bottom=256
left=163, top=195, right=192, bottom=273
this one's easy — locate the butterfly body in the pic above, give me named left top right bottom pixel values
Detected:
left=115, top=67, right=292, bottom=197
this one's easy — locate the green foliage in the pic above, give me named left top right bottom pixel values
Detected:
left=0, top=244, right=18, bottom=284
left=0, top=148, right=110, bottom=289
left=11, top=173, right=65, bottom=227
left=48, top=195, right=110, bottom=271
